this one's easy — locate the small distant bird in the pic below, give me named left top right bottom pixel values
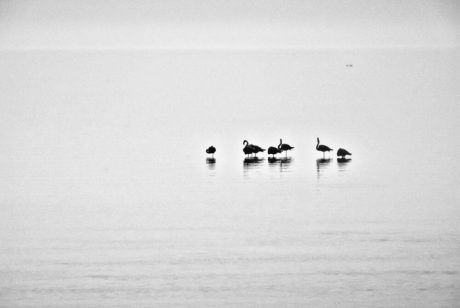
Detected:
left=206, top=146, right=216, bottom=158
left=316, top=137, right=333, bottom=158
left=337, top=148, right=352, bottom=158
left=278, top=138, right=294, bottom=157
left=267, top=146, right=282, bottom=158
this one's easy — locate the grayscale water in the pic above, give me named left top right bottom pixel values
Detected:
left=1, top=49, right=459, bottom=307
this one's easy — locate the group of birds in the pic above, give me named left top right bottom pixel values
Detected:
left=244, top=139, right=294, bottom=158
left=206, top=138, right=352, bottom=159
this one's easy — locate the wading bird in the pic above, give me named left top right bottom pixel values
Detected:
left=243, top=140, right=254, bottom=157
left=316, top=137, right=333, bottom=158
left=243, top=140, right=265, bottom=157
left=278, top=138, right=294, bottom=157
left=206, top=146, right=216, bottom=158
left=337, top=148, right=352, bottom=158
left=267, top=146, right=282, bottom=158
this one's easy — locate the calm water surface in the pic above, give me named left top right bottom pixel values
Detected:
left=0, top=49, right=459, bottom=307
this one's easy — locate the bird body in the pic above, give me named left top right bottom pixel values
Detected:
left=337, top=148, right=351, bottom=158
left=252, top=145, right=265, bottom=156
left=317, top=144, right=332, bottom=152
left=243, top=140, right=255, bottom=157
left=243, top=140, right=264, bottom=157
left=278, top=138, right=294, bottom=157
left=243, top=147, right=253, bottom=156
left=267, top=146, right=281, bottom=157
left=206, top=145, right=216, bottom=158
left=316, top=138, right=333, bottom=157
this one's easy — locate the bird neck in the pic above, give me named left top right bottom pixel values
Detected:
left=316, top=139, right=320, bottom=149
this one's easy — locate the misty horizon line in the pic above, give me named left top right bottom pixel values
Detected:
left=1, top=45, right=459, bottom=53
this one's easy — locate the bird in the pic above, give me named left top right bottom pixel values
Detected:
left=278, top=138, right=294, bottom=157
left=267, top=146, right=282, bottom=158
left=243, top=140, right=255, bottom=157
left=243, top=140, right=265, bottom=157
left=337, top=148, right=351, bottom=158
left=206, top=146, right=216, bottom=158
left=316, top=137, right=333, bottom=158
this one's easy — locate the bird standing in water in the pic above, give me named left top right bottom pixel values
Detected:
left=316, top=137, right=333, bottom=158
left=243, top=140, right=265, bottom=157
left=278, top=138, right=294, bottom=157
left=206, top=146, right=216, bottom=158
left=337, top=148, right=352, bottom=158
left=243, top=140, right=254, bottom=157
left=267, top=146, right=282, bottom=158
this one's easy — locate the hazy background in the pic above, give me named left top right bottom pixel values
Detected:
left=1, top=1, right=459, bottom=307
left=0, top=0, right=459, bottom=50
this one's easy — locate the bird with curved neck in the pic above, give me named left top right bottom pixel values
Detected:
left=243, top=140, right=254, bottom=157
left=316, top=137, right=333, bottom=158
left=243, top=140, right=265, bottom=157
left=278, top=138, right=294, bottom=157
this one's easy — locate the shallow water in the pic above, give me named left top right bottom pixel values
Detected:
left=0, top=49, right=459, bottom=307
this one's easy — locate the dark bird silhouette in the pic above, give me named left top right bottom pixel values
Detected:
left=267, top=146, right=282, bottom=158
left=243, top=140, right=264, bottom=157
left=243, top=140, right=255, bottom=157
left=316, top=137, right=333, bottom=158
left=206, top=145, right=216, bottom=158
left=278, top=138, right=294, bottom=157
left=337, top=148, right=352, bottom=158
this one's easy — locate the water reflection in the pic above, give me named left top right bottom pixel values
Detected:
left=243, top=157, right=265, bottom=176
left=206, top=158, right=216, bottom=171
left=337, top=158, right=352, bottom=172
left=243, top=157, right=264, bottom=168
left=268, top=157, right=293, bottom=173
left=316, top=158, right=332, bottom=179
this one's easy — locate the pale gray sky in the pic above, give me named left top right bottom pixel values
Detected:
left=0, top=0, right=459, bottom=50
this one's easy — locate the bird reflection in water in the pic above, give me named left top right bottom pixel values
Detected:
left=206, top=158, right=216, bottom=171
left=243, top=157, right=264, bottom=168
left=268, top=157, right=293, bottom=172
left=268, top=157, right=280, bottom=165
left=316, top=158, right=332, bottom=179
left=337, top=158, right=351, bottom=172
left=243, top=157, right=265, bottom=176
